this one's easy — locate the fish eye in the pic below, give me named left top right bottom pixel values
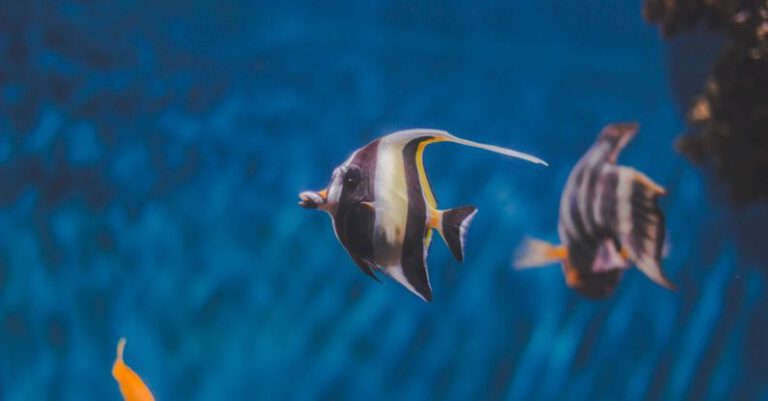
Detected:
left=344, top=166, right=361, bottom=187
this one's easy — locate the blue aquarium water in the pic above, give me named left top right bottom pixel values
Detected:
left=1, top=1, right=766, bottom=400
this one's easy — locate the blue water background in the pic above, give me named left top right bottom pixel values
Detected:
left=0, top=1, right=766, bottom=400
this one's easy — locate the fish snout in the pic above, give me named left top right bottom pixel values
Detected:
left=298, top=189, right=328, bottom=209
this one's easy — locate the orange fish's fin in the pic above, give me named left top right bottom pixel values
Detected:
left=113, top=338, right=156, bottom=401
left=566, top=267, right=623, bottom=299
left=563, top=260, right=582, bottom=287
left=619, top=247, right=631, bottom=261
left=514, top=238, right=567, bottom=269
left=634, top=171, right=667, bottom=196
left=436, top=206, right=477, bottom=263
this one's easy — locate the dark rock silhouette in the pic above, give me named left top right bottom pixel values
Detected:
left=646, top=0, right=768, bottom=204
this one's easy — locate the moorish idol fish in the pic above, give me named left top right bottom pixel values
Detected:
left=299, top=129, right=547, bottom=301
left=113, top=338, right=155, bottom=401
left=515, top=122, right=674, bottom=299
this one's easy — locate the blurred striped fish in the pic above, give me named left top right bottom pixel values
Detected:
left=515, top=123, right=674, bottom=298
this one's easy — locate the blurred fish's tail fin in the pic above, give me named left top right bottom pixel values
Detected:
left=617, top=168, right=676, bottom=290
left=116, top=337, right=126, bottom=363
left=113, top=337, right=156, bottom=401
left=437, top=206, right=477, bottom=263
left=514, top=238, right=566, bottom=269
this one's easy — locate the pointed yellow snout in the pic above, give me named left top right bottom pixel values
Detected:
left=298, top=189, right=328, bottom=210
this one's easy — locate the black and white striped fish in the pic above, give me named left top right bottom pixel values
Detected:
left=515, top=123, right=674, bottom=299
left=299, top=129, right=547, bottom=301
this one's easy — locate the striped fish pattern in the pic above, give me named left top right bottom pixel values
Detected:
left=300, top=129, right=547, bottom=301
left=516, top=123, right=674, bottom=299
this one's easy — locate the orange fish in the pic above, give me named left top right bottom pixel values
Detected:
left=112, top=338, right=156, bottom=401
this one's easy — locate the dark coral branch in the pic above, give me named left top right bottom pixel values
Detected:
left=645, top=0, right=768, bottom=204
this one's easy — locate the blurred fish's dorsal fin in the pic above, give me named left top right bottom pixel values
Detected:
left=597, top=122, right=640, bottom=164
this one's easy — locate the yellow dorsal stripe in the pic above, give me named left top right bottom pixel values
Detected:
left=414, top=137, right=445, bottom=209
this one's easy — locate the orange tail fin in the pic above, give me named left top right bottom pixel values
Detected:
left=514, top=238, right=567, bottom=269
left=113, top=338, right=156, bottom=401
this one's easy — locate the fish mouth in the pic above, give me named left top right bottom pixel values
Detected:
left=298, top=189, right=327, bottom=209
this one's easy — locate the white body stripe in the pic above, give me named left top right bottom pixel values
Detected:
left=578, top=143, right=608, bottom=234
left=616, top=167, right=634, bottom=236
left=592, top=163, right=611, bottom=227
left=372, top=135, right=409, bottom=268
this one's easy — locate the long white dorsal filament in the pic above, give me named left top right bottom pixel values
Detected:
left=389, top=129, right=548, bottom=166
left=444, top=135, right=548, bottom=166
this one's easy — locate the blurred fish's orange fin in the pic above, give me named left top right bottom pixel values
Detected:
left=619, top=247, right=631, bottom=261
left=634, top=172, right=666, bottom=195
left=563, top=261, right=582, bottom=287
left=113, top=338, right=156, bottom=401
left=514, top=238, right=567, bottom=269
